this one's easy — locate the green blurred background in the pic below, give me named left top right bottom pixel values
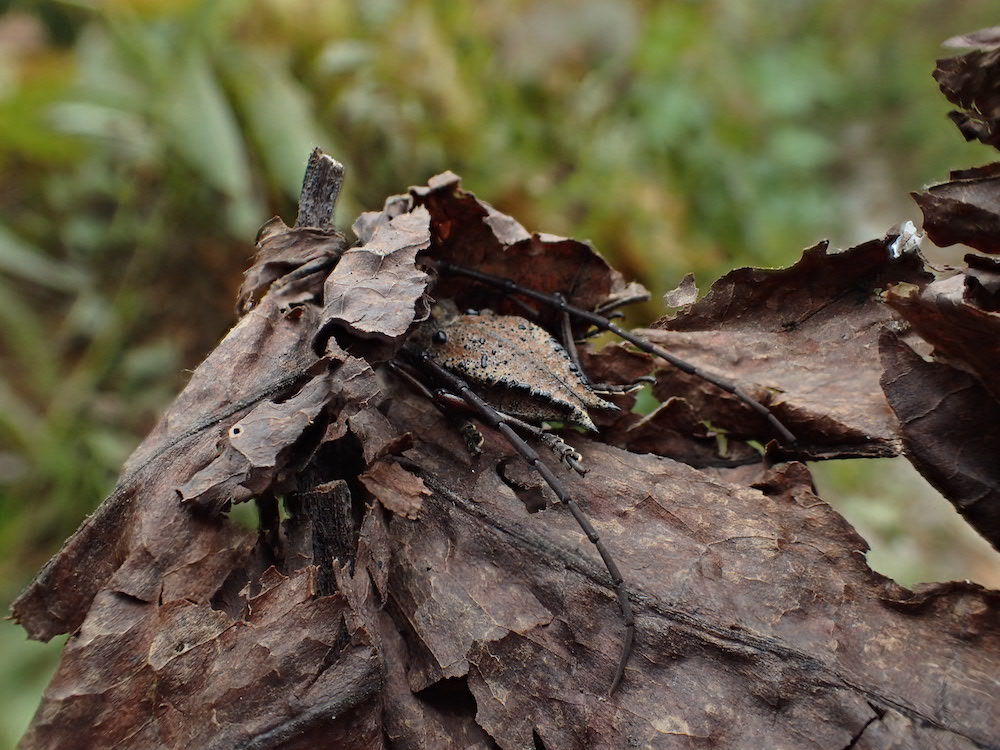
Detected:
left=2, top=0, right=999, bottom=744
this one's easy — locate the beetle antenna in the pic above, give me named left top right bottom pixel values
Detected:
left=432, top=261, right=797, bottom=446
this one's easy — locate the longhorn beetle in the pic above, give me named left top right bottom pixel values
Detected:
left=300, top=153, right=797, bottom=693
left=391, top=260, right=797, bottom=695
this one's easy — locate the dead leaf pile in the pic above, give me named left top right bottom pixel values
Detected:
left=11, top=35, right=1000, bottom=750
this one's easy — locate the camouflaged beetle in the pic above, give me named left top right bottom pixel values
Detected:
left=300, top=151, right=798, bottom=693
left=392, top=266, right=798, bottom=694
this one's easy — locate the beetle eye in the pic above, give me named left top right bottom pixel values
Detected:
left=432, top=330, right=448, bottom=345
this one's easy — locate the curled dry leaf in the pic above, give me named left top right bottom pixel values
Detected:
left=934, top=34, right=1000, bottom=149
left=410, top=171, right=648, bottom=333
left=178, top=372, right=337, bottom=515
left=315, top=206, right=433, bottom=355
left=912, top=163, right=1000, bottom=255
left=878, top=268, right=1000, bottom=549
left=963, top=253, right=1000, bottom=310
left=663, top=271, right=698, bottom=309
left=237, top=218, right=349, bottom=314
left=886, top=273, right=1000, bottom=402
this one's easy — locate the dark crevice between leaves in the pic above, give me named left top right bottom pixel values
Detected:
left=313, top=318, right=355, bottom=359
left=841, top=714, right=880, bottom=750
left=841, top=702, right=887, bottom=750
left=497, top=456, right=549, bottom=513
left=413, top=676, right=480, bottom=723
left=209, top=561, right=255, bottom=620
left=283, top=432, right=368, bottom=595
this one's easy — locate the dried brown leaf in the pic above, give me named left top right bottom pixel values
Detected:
left=20, top=568, right=382, bottom=750
left=13, top=160, right=1000, bottom=750
left=373, top=393, right=1000, bottom=748
left=934, top=38, right=1000, bottom=149
left=912, top=164, right=1000, bottom=254
left=12, top=294, right=329, bottom=641
left=964, top=252, right=1000, bottom=310
left=316, top=206, right=432, bottom=353
left=880, top=330, right=1000, bottom=549
left=663, top=271, right=698, bottom=309
left=360, top=460, right=429, bottom=520
left=639, top=239, right=932, bottom=458
left=237, top=218, right=349, bottom=314
left=411, top=172, right=647, bottom=333
left=178, top=372, right=336, bottom=514
left=885, top=273, right=1000, bottom=404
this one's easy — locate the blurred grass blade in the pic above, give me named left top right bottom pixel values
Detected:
left=0, top=225, right=88, bottom=292
left=159, top=48, right=253, bottom=205
left=223, top=50, right=334, bottom=199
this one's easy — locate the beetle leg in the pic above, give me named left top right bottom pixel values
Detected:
left=389, top=360, right=484, bottom=457
left=590, top=376, right=657, bottom=395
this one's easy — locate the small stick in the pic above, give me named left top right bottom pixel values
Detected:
left=295, top=148, right=345, bottom=230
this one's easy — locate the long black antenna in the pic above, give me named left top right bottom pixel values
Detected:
left=433, top=260, right=797, bottom=446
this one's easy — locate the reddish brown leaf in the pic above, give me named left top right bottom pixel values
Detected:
left=360, top=460, right=429, bottom=519
left=411, top=172, right=648, bottom=333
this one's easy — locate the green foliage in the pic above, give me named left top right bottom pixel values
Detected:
left=1, top=1, right=998, bottom=744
